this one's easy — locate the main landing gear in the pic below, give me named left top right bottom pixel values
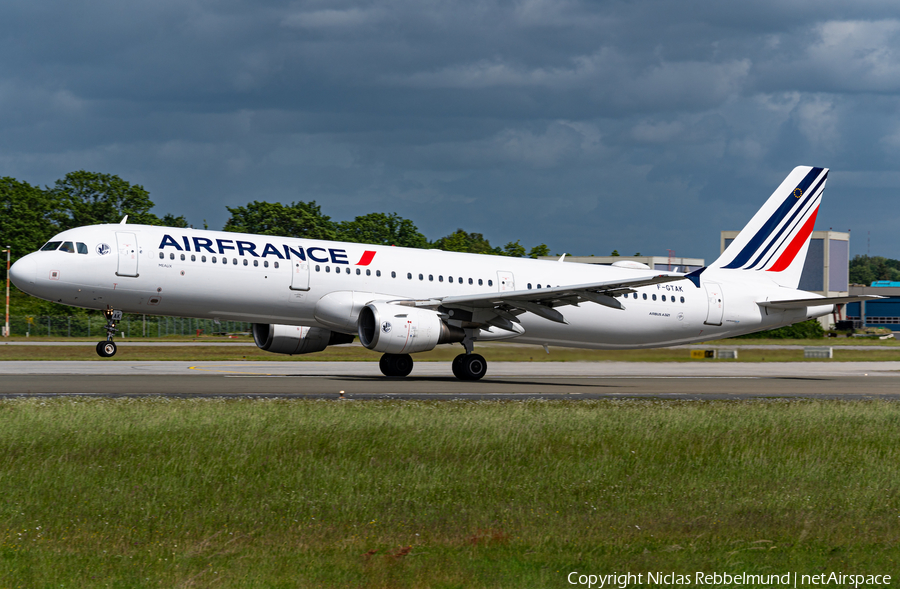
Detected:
left=378, top=333, right=489, bottom=381
left=95, top=308, right=122, bottom=358
left=451, top=353, right=487, bottom=381
left=379, top=353, right=414, bottom=377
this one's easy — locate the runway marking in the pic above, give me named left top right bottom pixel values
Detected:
left=188, top=364, right=276, bottom=376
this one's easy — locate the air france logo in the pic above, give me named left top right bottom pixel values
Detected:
left=793, top=187, right=803, bottom=198
left=96, top=243, right=111, bottom=256
left=381, top=322, right=392, bottom=334
left=157, top=234, right=377, bottom=266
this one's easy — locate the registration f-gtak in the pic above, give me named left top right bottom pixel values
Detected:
left=10, top=166, right=874, bottom=380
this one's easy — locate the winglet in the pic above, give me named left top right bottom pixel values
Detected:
left=558, top=253, right=566, bottom=263
left=119, top=215, right=129, bottom=225
left=686, top=267, right=706, bottom=288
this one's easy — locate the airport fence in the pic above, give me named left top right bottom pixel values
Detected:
left=2, top=315, right=253, bottom=338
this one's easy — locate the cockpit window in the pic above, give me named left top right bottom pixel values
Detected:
left=76, top=242, right=88, bottom=254
left=59, top=242, right=76, bottom=253
left=41, top=241, right=62, bottom=251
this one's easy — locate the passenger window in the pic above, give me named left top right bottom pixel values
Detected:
left=439, top=275, right=444, bottom=282
left=449, top=276, right=453, bottom=283
left=59, top=241, right=75, bottom=253
left=243, top=259, right=248, bottom=266
left=232, top=258, right=237, bottom=265
left=180, top=254, right=186, bottom=261
left=191, top=254, right=196, bottom=262
left=202, top=256, right=207, bottom=262
left=326, top=266, right=331, bottom=273
left=315, top=265, right=320, bottom=272
left=468, top=278, right=473, bottom=285
left=346, top=267, right=350, bottom=274
left=642, top=293, right=647, bottom=300
left=488, top=280, right=493, bottom=286
left=391, top=271, right=396, bottom=278
left=253, top=260, right=258, bottom=267
left=366, top=269, right=372, bottom=276
left=528, top=283, right=532, bottom=289
left=458, top=277, right=462, bottom=283
left=159, top=252, right=164, bottom=259
left=680, top=296, right=685, bottom=303
left=376, top=270, right=381, bottom=277
left=662, top=295, right=666, bottom=302
left=77, top=243, right=88, bottom=254
left=170, top=253, right=175, bottom=260
left=633, top=293, right=637, bottom=299
left=356, top=268, right=361, bottom=275
left=429, top=275, right=433, bottom=281
left=408, top=273, right=412, bottom=280
left=274, top=262, right=279, bottom=269
left=264, top=260, right=269, bottom=268
left=652, top=294, right=657, bottom=301
left=419, top=274, right=424, bottom=280
left=41, top=241, right=62, bottom=251
left=212, top=256, right=217, bottom=263
left=478, top=279, right=483, bottom=286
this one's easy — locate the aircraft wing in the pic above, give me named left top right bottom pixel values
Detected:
left=758, top=295, right=883, bottom=310
left=393, top=273, right=688, bottom=327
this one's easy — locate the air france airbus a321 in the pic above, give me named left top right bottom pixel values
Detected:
left=9, top=166, right=875, bottom=380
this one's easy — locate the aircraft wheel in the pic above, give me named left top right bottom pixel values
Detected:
left=453, top=353, right=487, bottom=381
left=379, top=353, right=413, bottom=377
left=97, top=341, right=117, bottom=358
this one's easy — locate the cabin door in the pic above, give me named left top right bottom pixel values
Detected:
left=703, top=282, right=724, bottom=326
left=115, top=232, right=139, bottom=277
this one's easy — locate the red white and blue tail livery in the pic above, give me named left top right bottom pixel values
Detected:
left=9, top=166, right=879, bottom=380
left=709, top=166, right=827, bottom=288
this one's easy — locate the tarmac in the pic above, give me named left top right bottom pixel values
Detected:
left=0, top=361, right=897, bottom=400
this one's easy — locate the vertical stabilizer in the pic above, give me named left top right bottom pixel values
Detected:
left=709, top=166, right=827, bottom=289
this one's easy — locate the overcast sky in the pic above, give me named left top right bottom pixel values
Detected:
left=3, top=1, right=900, bottom=262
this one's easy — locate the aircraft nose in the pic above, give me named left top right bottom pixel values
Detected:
left=9, top=254, right=37, bottom=288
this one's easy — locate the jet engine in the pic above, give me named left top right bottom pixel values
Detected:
left=358, top=302, right=464, bottom=354
left=252, top=323, right=354, bottom=355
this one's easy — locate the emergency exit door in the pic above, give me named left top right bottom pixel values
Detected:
left=290, top=261, right=310, bottom=291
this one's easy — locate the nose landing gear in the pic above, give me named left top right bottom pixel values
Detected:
left=96, top=308, right=122, bottom=358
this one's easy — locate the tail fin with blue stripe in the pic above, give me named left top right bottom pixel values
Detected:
left=709, top=166, right=827, bottom=289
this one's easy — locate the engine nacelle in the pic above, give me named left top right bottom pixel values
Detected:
left=358, top=302, right=464, bottom=354
left=252, top=324, right=354, bottom=355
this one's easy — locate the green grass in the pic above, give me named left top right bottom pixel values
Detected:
left=4, top=342, right=900, bottom=362
left=0, top=399, right=898, bottom=587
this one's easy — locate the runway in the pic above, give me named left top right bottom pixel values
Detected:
left=1, top=361, right=898, bottom=399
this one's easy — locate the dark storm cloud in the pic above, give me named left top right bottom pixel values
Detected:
left=3, top=0, right=900, bottom=260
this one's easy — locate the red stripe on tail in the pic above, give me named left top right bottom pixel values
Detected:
left=356, top=251, right=376, bottom=266
left=767, top=206, right=819, bottom=273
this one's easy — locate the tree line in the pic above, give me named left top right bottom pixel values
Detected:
left=849, top=255, right=900, bottom=286
left=1, top=170, right=551, bottom=276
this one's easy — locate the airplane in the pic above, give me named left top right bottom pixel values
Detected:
left=8, top=166, right=877, bottom=380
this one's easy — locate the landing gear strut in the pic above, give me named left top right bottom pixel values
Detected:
left=379, top=353, right=414, bottom=377
left=96, top=307, right=122, bottom=358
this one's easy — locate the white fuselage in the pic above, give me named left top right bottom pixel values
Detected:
left=11, top=224, right=832, bottom=350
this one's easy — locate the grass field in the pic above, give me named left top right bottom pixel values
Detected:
left=3, top=342, right=900, bottom=362
left=0, top=398, right=897, bottom=587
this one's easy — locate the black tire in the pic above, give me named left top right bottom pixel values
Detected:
left=379, top=354, right=395, bottom=376
left=379, top=353, right=413, bottom=377
left=96, top=342, right=106, bottom=357
left=99, top=341, right=117, bottom=358
left=455, top=353, right=487, bottom=381
left=451, top=354, right=466, bottom=379
left=393, top=354, right=414, bottom=377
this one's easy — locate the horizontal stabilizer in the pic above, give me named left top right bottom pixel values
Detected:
left=757, top=295, right=883, bottom=310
